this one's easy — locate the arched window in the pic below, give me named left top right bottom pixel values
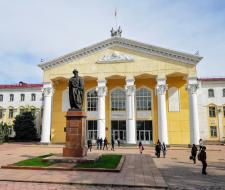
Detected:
left=87, top=89, right=98, bottom=111
left=223, top=89, right=225, bottom=97
left=136, top=88, right=152, bottom=111
left=208, top=89, right=214, bottom=98
left=111, top=88, right=126, bottom=111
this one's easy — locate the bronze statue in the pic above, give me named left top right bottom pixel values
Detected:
left=69, top=69, right=84, bottom=110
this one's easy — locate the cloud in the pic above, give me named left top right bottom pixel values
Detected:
left=0, top=0, right=225, bottom=83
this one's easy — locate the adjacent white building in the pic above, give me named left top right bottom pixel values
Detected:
left=0, top=82, right=43, bottom=137
left=198, top=78, right=225, bottom=142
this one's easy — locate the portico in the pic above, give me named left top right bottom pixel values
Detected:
left=39, top=32, right=202, bottom=145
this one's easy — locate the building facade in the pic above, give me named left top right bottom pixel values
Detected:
left=39, top=31, right=203, bottom=145
left=0, top=82, right=43, bottom=137
left=198, top=78, right=225, bottom=142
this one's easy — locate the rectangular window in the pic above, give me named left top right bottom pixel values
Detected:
left=223, top=106, right=225, bottom=117
left=223, top=89, right=225, bottom=97
left=0, top=109, right=3, bottom=119
left=209, top=106, right=216, bottom=117
left=210, top=126, right=217, bottom=137
left=20, top=94, right=25, bottom=101
left=31, top=94, right=36, bottom=101
left=208, top=89, right=214, bottom=98
left=31, top=108, right=36, bottom=116
left=0, top=94, right=3, bottom=102
left=86, top=120, right=97, bottom=140
left=10, top=94, right=14, bottom=102
left=9, top=109, right=14, bottom=118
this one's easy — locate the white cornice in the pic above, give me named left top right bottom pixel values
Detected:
left=38, top=37, right=203, bottom=71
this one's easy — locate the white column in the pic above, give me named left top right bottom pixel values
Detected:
left=187, top=78, right=200, bottom=145
left=125, top=78, right=136, bottom=144
left=97, top=80, right=107, bottom=139
left=41, top=82, right=54, bottom=144
left=156, top=78, right=169, bottom=144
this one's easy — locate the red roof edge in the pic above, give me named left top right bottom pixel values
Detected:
left=198, top=77, right=225, bottom=81
left=0, top=82, right=43, bottom=89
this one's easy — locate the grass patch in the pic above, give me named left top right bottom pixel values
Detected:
left=75, top=154, right=122, bottom=169
left=14, top=154, right=54, bottom=167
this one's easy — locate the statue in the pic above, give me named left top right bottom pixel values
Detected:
left=69, top=69, right=84, bottom=110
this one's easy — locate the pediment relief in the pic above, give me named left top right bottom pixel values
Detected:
left=96, top=51, right=134, bottom=63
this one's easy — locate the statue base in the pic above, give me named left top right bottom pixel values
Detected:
left=63, top=111, right=87, bottom=157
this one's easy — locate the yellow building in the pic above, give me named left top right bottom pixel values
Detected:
left=39, top=29, right=203, bottom=145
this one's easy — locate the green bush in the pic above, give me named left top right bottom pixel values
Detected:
left=13, top=111, right=37, bottom=141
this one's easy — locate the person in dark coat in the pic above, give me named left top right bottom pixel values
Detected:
left=87, top=139, right=92, bottom=152
left=191, top=144, right=198, bottom=164
left=99, top=138, right=103, bottom=150
left=111, top=137, right=115, bottom=151
left=96, top=137, right=100, bottom=149
left=139, top=141, right=144, bottom=154
left=200, top=146, right=207, bottom=175
left=155, top=140, right=161, bottom=158
left=117, top=138, right=121, bottom=147
left=103, top=137, right=108, bottom=150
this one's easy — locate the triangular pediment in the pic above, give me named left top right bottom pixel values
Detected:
left=38, top=37, right=203, bottom=70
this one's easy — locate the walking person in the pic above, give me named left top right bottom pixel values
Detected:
left=87, top=139, right=92, bottom=152
left=111, top=137, right=115, bottom=151
left=199, top=146, right=207, bottom=175
left=199, top=139, right=204, bottom=150
left=99, top=138, right=103, bottom=150
left=96, top=137, right=100, bottom=149
left=103, top=137, right=108, bottom=150
left=162, top=142, right=167, bottom=158
left=155, top=139, right=161, bottom=158
left=139, top=141, right=144, bottom=154
left=191, top=144, right=198, bottom=164
left=117, top=138, right=121, bottom=147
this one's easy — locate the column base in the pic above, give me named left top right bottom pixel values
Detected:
left=126, top=141, right=137, bottom=145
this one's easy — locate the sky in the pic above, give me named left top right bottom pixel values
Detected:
left=0, top=0, right=225, bottom=84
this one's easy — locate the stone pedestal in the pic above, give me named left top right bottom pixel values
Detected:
left=63, top=111, right=87, bottom=157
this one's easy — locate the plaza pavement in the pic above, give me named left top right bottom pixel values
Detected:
left=0, top=143, right=224, bottom=190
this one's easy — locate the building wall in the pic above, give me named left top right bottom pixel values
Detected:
left=0, top=88, right=43, bottom=136
left=198, top=81, right=225, bottom=141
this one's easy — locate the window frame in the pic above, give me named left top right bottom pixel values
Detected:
left=86, top=120, right=97, bottom=140
left=210, top=126, right=217, bottom=137
left=208, top=89, right=214, bottom=98
left=223, top=89, right=225, bottom=97
left=9, top=94, right=14, bottom=102
left=86, top=89, right=98, bottom=111
left=136, top=87, right=152, bottom=111
left=31, top=93, right=36, bottom=101
left=209, top=106, right=216, bottom=117
left=0, top=94, right=3, bottom=102
left=20, top=94, right=25, bottom=101
left=111, top=88, right=126, bottom=111
left=9, top=109, right=14, bottom=118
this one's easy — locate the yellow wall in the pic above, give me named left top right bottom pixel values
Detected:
left=45, top=46, right=198, bottom=144
left=166, top=77, right=190, bottom=144
left=43, top=47, right=197, bottom=82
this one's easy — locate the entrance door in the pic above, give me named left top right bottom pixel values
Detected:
left=111, top=120, right=126, bottom=143
left=136, top=120, right=153, bottom=144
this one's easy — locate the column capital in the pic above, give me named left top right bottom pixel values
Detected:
left=125, top=78, right=135, bottom=96
left=42, top=82, right=54, bottom=97
left=186, top=84, right=199, bottom=94
left=97, top=80, right=107, bottom=97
